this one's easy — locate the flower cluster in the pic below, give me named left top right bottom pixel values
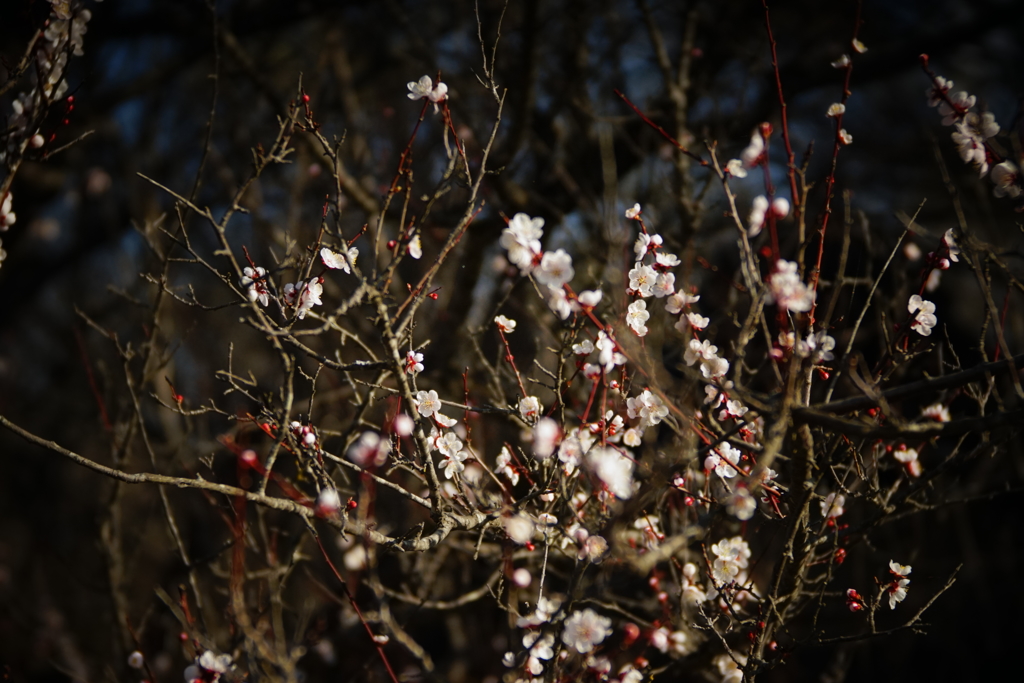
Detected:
left=500, top=213, right=580, bottom=319
left=241, top=266, right=269, bottom=307
left=184, top=651, right=233, bottom=683
left=625, top=389, right=669, bottom=432
left=766, top=260, right=815, bottom=313
left=561, top=609, right=612, bottom=654
left=321, top=245, right=359, bottom=274
left=684, top=338, right=730, bottom=378
left=710, top=535, right=751, bottom=585
left=887, top=561, right=912, bottom=609
left=1, top=1, right=99, bottom=271
left=927, top=71, right=1022, bottom=200
left=283, top=279, right=324, bottom=319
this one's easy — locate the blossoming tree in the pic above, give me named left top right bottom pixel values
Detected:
left=1, top=1, right=1023, bottom=682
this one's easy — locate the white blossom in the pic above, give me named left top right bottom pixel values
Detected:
left=726, top=158, right=747, bottom=177
left=714, top=653, right=747, bottom=683
left=908, top=294, right=937, bottom=336
left=495, top=315, right=517, bottom=333
left=889, top=578, right=910, bottom=609
left=921, top=403, right=950, bottom=422
left=705, top=385, right=725, bottom=408
left=712, top=536, right=751, bottom=566
left=890, top=560, right=912, bottom=577
left=434, top=413, right=458, bottom=428
left=406, top=75, right=448, bottom=112
left=439, top=450, right=465, bottom=479
left=626, top=299, right=650, bottom=336
left=727, top=487, right=757, bottom=520
left=943, top=228, right=960, bottom=263
left=524, top=632, right=555, bottom=674
left=628, top=263, right=657, bottom=297
left=620, top=665, right=644, bottom=683
left=626, top=389, right=669, bottom=430
left=561, top=609, right=612, bottom=654
left=951, top=120, right=988, bottom=176
left=748, top=195, right=769, bottom=235
left=241, top=266, right=269, bottom=307
left=665, top=291, right=699, bottom=315
left=407, top=234, right=423, bottom=259
left=496, top=446, right=519, bottom=485
left=393, top=414, right=414, bottom=436
left=772, top=197, right=790, bottom=219
left=633, top=233, right=662, bottom=261
left=435, top=431, right=464, bottom=459
left=533, top=417, right=560, bottom=459
left=710, top=536, right=750, bottom=585
left=405, top=350, right=424, bottom=375
left=991, top=161, right=1021, bottom=198
left=650, top=271, right=675, bottom=299
left=500, top=213, right=544, bottom=273
left=535, top=249, right=575, bottom=288
left=669, top=630, right=695, bottom=656
left=705, top=443, right=741, bottom=479
left=649, top=627, right=671, bottom=653
left=517, top=596, right=562, bottom=628
left=505, top=513, right=535, bottom=544
left=198, top=651, right=233, bottom=675
left=348, top=431, right=391, bottom=467
left=831, top=54, right=851, bottom=69
left=315, top=488, right=342, bottom=516
left=586, top=446, right=635, bottom=499
left=625, top=203, right=642, bottom=219
left=927, top=76, right=953, bottom=107
left=579, top=534, right=609, bottom=563
left=894, top=445, right=922, bottom=477
left=827, top=102, right=846, bottom=118
left=519, top=396, right=542, bottom=423
left=655, top=251, right=681, bottom=268
left=321, top=245, right=359, bottom=273
left=684, top=338, right=730, bottom=379
left=820, top=492, right=845, bottom=518
left=573, top=339, right=595, bottom=355
left=578, top=289, right=603, bottom=307
left=939, top=90, right=975, bottom=125
left=740, top=128, right=765, bottom=167
left=557, top=433, right=583, bottom=475
left=415, top=389, right=441, bottom=417
left=798, top=330, right=836, bottom=362
left=284, top=279, right=323, bottom=319
left=678, top=311, right=710, bottom=331
left=893, top=446, right=918, bottom=464
left=547, top=285, right=573, bottom=320
left=723, top=398, right=748, bottom=419
left=0, top=192, right=15, bottom=230
left=595, top=331, right=626, bottom=372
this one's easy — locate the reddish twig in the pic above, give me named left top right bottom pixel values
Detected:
left=73, top=326, right=112, bottom=432
left=761, top=1, right=801, bottom=230
left=313, top=534, right=401, bottom=683
left=808, top=0, right=863, bottom=325
left=614, top=89, right=708, bottom=167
